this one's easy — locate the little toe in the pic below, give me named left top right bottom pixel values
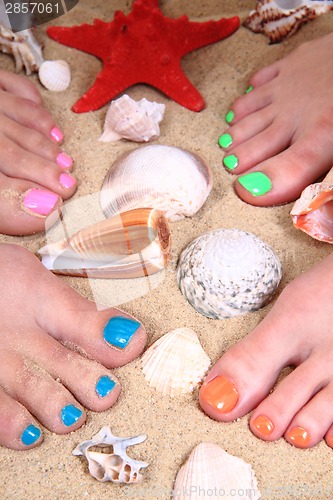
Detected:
left=0, top=69, right=43, bottom=104
left=227, top=83, right=273, bottom=124
left=249, top=60, right=280, bottom=88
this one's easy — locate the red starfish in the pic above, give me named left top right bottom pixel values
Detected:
left=47, top=0, right=240, bottom=113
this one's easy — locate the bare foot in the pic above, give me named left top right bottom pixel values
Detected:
left=219, top=32, right=333, bottom=206
left=199, top=252, right=333, bottom=449
left=0, top=244, right=147, bottom=450
left=0, top=70, right=77, bottom=236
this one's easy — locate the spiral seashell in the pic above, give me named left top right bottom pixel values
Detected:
left=290, top=167, right=333, bottom=243
left=0, top=24, right=43, bottom=74
left=100, top=145, right=213, bottom=222
left=38, top=208, right=171, bottom=278
left=173, top=442, right=261, bottom=499
left=99, top=94, right=165, bottom=142
left=38, top=59, right=71, bottom=91
left=177, top=229, right=282, bottom=319
left=141, top=328, right=211, bottom=397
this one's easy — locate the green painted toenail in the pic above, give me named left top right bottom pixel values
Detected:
left=223, top=154, right=238, bottom=171
left=225, top=110, right=234, bottom=124
left=245, top=85, right=253, bottom=93
left=218, top=133, right=233, bottom=149
left=238, top=172, right=272, bottom=196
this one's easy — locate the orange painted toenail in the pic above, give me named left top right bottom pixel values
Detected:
left=200, top=376, right=238, bottom=413
left=326, top=435, right=333, bottom=449
left=252, top=415, right=275, bottom=436
left=286, top=426, right=311, bottom=448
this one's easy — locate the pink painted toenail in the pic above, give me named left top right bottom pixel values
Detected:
left=286, top=426, right=311, bottom=448
left=57, top=152, right=73, bottom=169
left=60, top=173, right=76, bottom=189
left=22, top=189, right=60, bottom=216
left=252, top=415, right=275, bottom=436
left=50, top=127, right=64, bottom=143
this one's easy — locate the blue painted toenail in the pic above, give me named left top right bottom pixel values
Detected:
left=21, top=424, right=41, bottom=446
left=95, top=375, right=116, bottom=398
left=103, top=316, right=140, bottom=349
left=61, top=404, right=83, bottom=427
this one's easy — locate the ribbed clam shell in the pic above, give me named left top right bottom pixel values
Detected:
left=173, top=443, right=261, bottom=500
left=99, top=94, right=165, bottom=142
left=100, top=145, right=213, bottom=222
left=38, top=59, right=71, bottom=91
left=177, top=229, right=282, bottom=319
left=141, top=328, right=211, bottom=397
left=73, top=426, right=149, bottom=484
left=245, top=0, right=333, bottom=43
left=38, top=208, right=171, bottom=278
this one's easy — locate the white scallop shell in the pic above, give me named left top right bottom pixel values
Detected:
left=173, top=442, right=261, bottom=499
left=38, top=59, right=71, bottom=91
left=100, top=145, right=213, bottom=222
left=177, top=229, right=282, bottom=319
left=0, top=24, right=43, bottom=74
left=245, top=0, right=333, bottom=43
left=73, top=426, right=149, bottom=483
left=141, top=328, right=211, bottom=397
left=99, top=94, right=165, bottom=142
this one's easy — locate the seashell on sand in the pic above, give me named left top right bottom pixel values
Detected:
left=0, top=24, right=43, bottom=74
left=177, top=229, right=282, bottom=319
left=141, top=328, right=211, bottom=397
left=173, top=442, right=261, bottom=500
left=38, top=59, right=71, bottom=91
left=100, top=145, right=213, bottom=222
left=38, top=208, right=171, bottom=278
left=290, top=167, right=333, bottom=243
left=99, top=94, right=165, bottom=142
left=73, top=426, right=149, bottom=483
left=244, top=0, right=333, bottom=43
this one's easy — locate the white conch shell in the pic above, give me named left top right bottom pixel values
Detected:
left=100, top=145, right=213, bottom=222
left=99, top=94, right=165, bottom=142
left=141, top=328, right=211, bottom=397
left=245, top=0, right=333, bottom=43
left=177, top=229, right=282, bottom=319
left=38, top=208, right=171, bottom=278
left=290, top=167, right=333, bottom=243
left=38, top=59, right=71, bottom=91
left=173, top=443, right=261, bottom=500
left=0, top=24, right=43, bottom=73
left=73, top=426, right=149, bottom=484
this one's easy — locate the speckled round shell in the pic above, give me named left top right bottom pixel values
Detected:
left=177, top=229, right=282, bottom=319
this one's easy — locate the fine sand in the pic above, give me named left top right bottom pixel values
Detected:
left=0, top=1, right=333, bottom=498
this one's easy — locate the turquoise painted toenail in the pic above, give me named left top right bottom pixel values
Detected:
left=238, top=172, right=272, bottom=196
left=245, top=85, right=253, bottom=93
left=61, top=404, right=83, bottom=427
left=223, top=154, right=238, bottom=171
left=103, top=316, right=140, bottom=349
left=225, top=110, right=234, bottom=124
left=21, top=424, right=41, bottom=446
left=218, top=133, right=233, bottom=149
left=95, top=375, right=116, bottom=398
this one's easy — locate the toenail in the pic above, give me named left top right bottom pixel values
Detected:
left=22, top=189, right=60, bottom=216
left=57, top=152, right=73, bottom=169
left=61, top=404, right=83, bottom=427
left=59, top=173, right=76, bottom=189
left=50, top=126, right=64, bottom=143
left=95, top=375, right=116, bottom=398
left=245, top=85, right=253, bottom=94
left=326, top=435, right=333, bottom=448
left=286, top=426, right=311, bottom=448
left=218, top=133, right=233, bottom=149
left=225, top=110, right=234, bottom=124
left=252, top=415, right=275, bottom=437
left=237, top=172, right=272, bottom=196
left=21, top=424, right=41, bottom=446
left=200, top=375, right=238, bottom=413
left=223, top=154, right=238, bottom=171
left=103, top=316, right=141, bottom=349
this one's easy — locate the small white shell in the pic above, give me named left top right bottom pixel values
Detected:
left=173, top=442, right=261, bottom=500
left=73, top=426, right=149, bottom=484
left=99, top=94, right=165, bottom=142
left=177, top=229, right=282, bottom=319
left=141, top=328, right=211, bottom=397
left=38, top=59, right=71, bottom=91
left=100, top=145, right=213, bottom=222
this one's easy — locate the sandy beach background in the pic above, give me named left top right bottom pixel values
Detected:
left=0, top=1, right=333, bottom=498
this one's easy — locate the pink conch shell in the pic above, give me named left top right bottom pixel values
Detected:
left=245, top=0, right=333, bottom=43
left=0, top=24, right=43, bottom=73
left=291, top=168, right=333, bottom=243
left=99, top=94, right=165, bottom=142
